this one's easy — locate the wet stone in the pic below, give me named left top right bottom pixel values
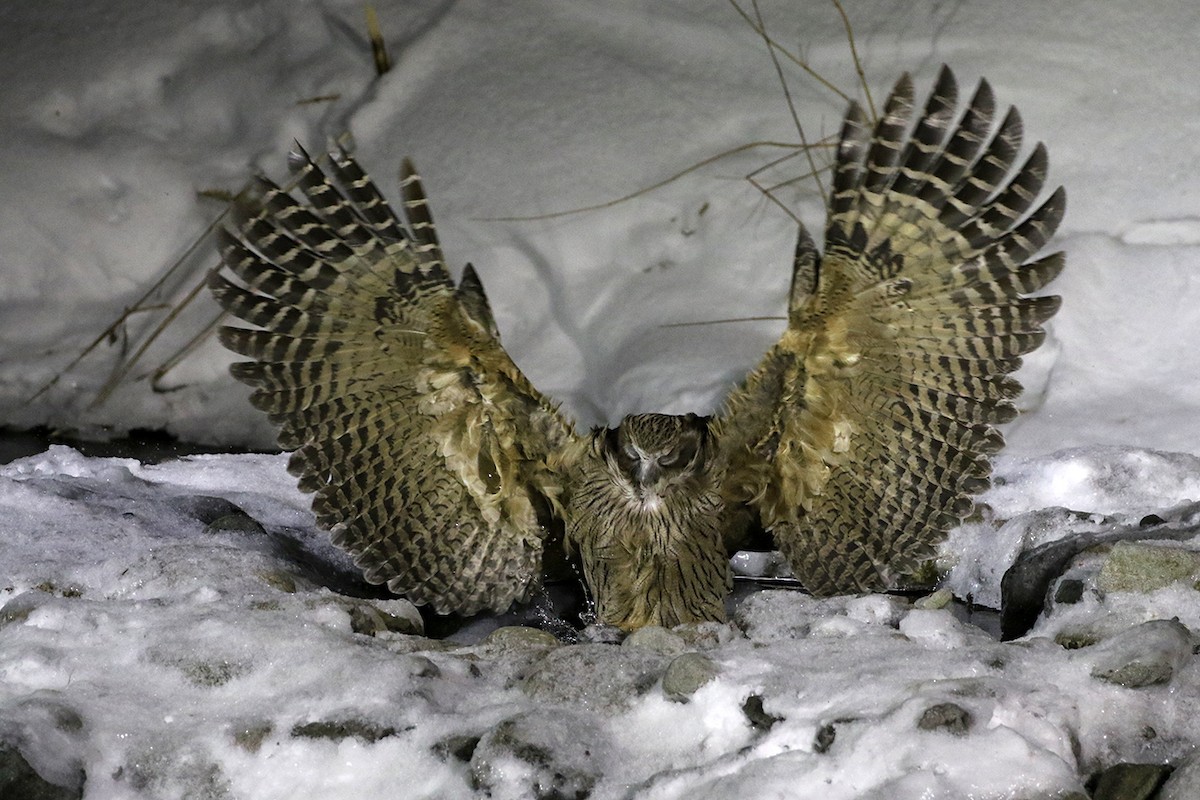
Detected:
left=255, top=569, right=297, bottom=594
left=1088, top=619, right=1194, bottom=688
left=813, top=722, right=838, bottom=754
left=206, top=512, right=266, bottom=535
left=0, top=743, right=81, bottom=800
left=484, top=625, right=561, bottom=649
left=741, top=694, right=782, bottom=731
left=519, top=644, right=668, bottom=712
left=0, top=591, right=46, bottom=628
left=1055, top=628, right=1102, bottom=650
left=290, top=718, right=402, bottom=743
left=230, top=722, right=273, bottom=754
left=1053, top=578, right=1085, bottom=605
left=621, top=625, right=686, bottom=655
left=433, top=734, right=480, bottom=763
left=166, top=495, right=257, bottom=529
left=913, top=588, right=954, bottom=610
left=470, top=710, right=605, bottom=800
left=1089, top=762, right=1171, bottom=800
left=341, top=598, right=423, bottom=637
left=917, top=702, right=972, bottom=735
left=662, top=652, right=719, bottom=702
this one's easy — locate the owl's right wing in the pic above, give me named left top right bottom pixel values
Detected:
left=716, top=68, right=1065, bottom=595
left=209, top=148, right=579, bottom=615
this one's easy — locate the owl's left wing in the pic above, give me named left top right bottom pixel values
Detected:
left=209, top=148, right=579, bottom=615
left=715, top=67, right=1065, bottom=595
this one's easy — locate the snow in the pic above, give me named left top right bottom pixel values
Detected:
left=3, top=0, right=1200, bottom=455
left=4, top=445, right=1200, bottom=799
left=4, top=0, right=1200, bottom=797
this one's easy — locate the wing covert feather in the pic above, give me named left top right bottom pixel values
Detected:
left=716, top=67, right=1065, bottom=595
left=210, top=148, right=578, bottom=615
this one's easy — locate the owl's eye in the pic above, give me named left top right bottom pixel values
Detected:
left=658, top=452, right=679, bottom=467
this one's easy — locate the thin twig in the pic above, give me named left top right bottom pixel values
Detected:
left=148, top=306, right=228, bottom=393
left=726, top=0, right=852, bottom=106
left=660, top=315, right=786, bottom=329
left=749, top=0, right=828, bottom=208
left=90, top=268, right=214, bottom=407
left=478, top=139, right=802, bottom=222
left=25, top=208, right=231, bottom=406
left=366, top=4, right=391, bottom=76
left=831, top=0, right=875, bottom=121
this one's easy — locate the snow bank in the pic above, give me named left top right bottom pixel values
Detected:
left=1, top=0, right=1198, bottom=460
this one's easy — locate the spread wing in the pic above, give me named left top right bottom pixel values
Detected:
left=209, top=147, right=579, bottom=615
left=715, top=67, right=1065, bottom=594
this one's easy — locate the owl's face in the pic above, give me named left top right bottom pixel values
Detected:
left=601, top=413, right=712, bottom=500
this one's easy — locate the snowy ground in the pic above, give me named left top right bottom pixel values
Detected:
left=4, top=445, right=1200, bottom=799
left=4, top=1, right=1200, bottom=798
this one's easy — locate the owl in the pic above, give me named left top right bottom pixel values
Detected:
left=209, top=67, right=1064, bottom=630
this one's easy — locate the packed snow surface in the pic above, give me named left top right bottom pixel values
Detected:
left=3, top=445, right=1200, bottom=799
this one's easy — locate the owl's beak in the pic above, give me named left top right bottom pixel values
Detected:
left=636, top=460, right=661, bottom=487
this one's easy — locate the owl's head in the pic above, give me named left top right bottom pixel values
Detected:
left=600, top=413, right=712, bottom=496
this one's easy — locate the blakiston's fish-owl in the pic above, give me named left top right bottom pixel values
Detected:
left=210, top=67, right=1064, bottom=630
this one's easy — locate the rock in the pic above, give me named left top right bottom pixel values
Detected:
left=999, top=505, right=1200, bottom=640
left=741, top=694, right=781, bottom=731
left=520, top=644, right=667, bottom=712
left=470, top=710, right=606, bottom=800
left=0, top=591, right=47, bottom=628
left=0, top=743, right=81, bottom=800
left=484, top=626, right=561, bottom=649
left=1053, top=578, right=1085, bottom=605
left=1054, top=628, right=1102, bottom=650
left=813, top=723, right=837, bottom=754
left=813, top=718, right=857, bottom=754
left=622, top=625, right=686, bottom=655
left=255, top=569, right=297, bottom=593
left=916, top=702, right=972, bottom=735
left=1159, top=752, right=1200, bottom=800
left=913, top=588, right=954, bottom=610
left=672, top=622, right=738, bottom=650
left=229, top=722, right=273, bottom=753
left=290, top=718, right=401, bottom=743
left=1086, top=619, right=1193, bottom=688
left=1097, top=542, right=1200, bottom=593
left=341, top=597, right=424, bottom=637
left=661, top=652, right=719, bottom=702
left=433, top=734, right=480, bottom=763
left=1089, top=762, right=1171, bottom=800
left=166, top=494, right=264, bottom=533
left=206, top=512, right=266, bottom=535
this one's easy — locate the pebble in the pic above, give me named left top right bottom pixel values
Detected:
left=520, top=644, right=667, bottom=712
left=661, top=652, right=719, bottom=702
left=621, top=625, right=686, bottom=655
left=470, top=710, right=606, bottom=800
left=484, top=625, right=560, bottom=649
left=916, top=702, right=972, bottom=735
left=1086, top=619, right=1193, bottom=688
left=1090, top=762, right=1171, bottom=800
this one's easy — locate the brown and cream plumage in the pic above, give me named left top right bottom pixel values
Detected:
left=210, top=67, right=1065, bottom=629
